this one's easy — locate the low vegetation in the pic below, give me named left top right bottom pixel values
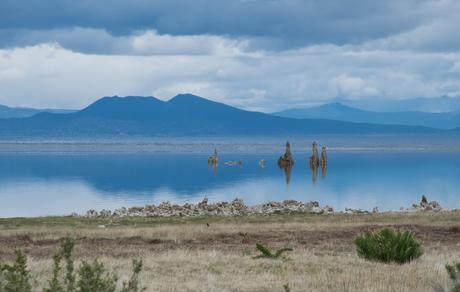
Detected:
left=0, top=250, right=32, bottom=292
left=253, top=243, right=293, bottom=259
left=0, top=238, right=144, bottom=292
left=354, top=228, right=423, bottom=264
left=446, top=261, right=460, bottom=292
left=0, top=212, right=459, bottom=290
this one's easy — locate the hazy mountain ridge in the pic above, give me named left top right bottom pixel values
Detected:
left=274, top=102, right=460, bottom=129
left=0, top=94, right=448, bottom=137
left=0, top=104, right=75, bottom=119
left=342, top=96, right=460, bottom=113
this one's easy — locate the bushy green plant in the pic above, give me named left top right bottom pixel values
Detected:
left=1, top=238, right=145, bottom=292
left=253, top=243, right=293, bottom=259
left=77, top=260, right=117, bottom=292
left=446, top=261, right=460, bottom=292
left=355, top=228, right=423, bottom=264
left=0, top=250, right=32, bottom=292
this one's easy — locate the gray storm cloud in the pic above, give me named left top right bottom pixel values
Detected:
left=0, top=0, right=459, bottom=111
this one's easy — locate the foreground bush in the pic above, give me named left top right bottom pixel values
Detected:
left=354, top=228, right=423, bottom=264
left=0, top=250, right=32, bottom=292
left=446, top=261, right=460, bottom=292
left=0, top=238, right=144, bottom=292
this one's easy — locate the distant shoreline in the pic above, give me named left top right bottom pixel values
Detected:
left=0, top=134, right=460, bottom=154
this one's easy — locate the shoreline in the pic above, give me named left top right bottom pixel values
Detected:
left=78, top=195, right=449, bottom=219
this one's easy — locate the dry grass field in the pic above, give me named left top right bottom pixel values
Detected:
left=1, top=212, right=460, bottom=291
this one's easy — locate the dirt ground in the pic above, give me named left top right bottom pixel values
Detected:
left=0, top=212, right=460, bottom=291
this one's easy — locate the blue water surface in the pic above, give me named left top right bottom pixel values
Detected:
left=1, top=151, right=459, bottom=217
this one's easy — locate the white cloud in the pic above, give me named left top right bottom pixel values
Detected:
left=332, top=75, right=379, bottom=99
left=0, top=41, right=459, bottom=111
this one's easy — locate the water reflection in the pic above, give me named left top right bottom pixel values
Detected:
left=0, top=152, right=459, bottom=217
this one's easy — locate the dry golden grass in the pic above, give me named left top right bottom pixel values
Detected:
left=1, top=212, right=460, bottom=291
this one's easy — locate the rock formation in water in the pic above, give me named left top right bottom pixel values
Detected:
left=278, top=142, right=294, bottom=167
left=258, top=159, right=266, bottom=168
left=320, top=146, right=327, bottom=168
left=309, top=141, right=320, bottom=169
left=320, top=146, right=327, bottom=178
left=278, top=142, right=294, bottom=184
left=208, top=148, right=219, bottom=165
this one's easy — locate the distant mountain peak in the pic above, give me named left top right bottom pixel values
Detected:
left=78, top=95, right=164, bottom=119
left=168, top=93, right=210, bottom=104
left=318, top=102, right=353, bottom=109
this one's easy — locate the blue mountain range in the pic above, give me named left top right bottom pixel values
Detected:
left=0, top=104, right=74, bottom=119
left=0, top=94, right=451, bottom=137
left=274, top=102, right=460, bottom=129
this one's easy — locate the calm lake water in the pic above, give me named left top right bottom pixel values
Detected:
left=1, top=137, right=460, bottom=217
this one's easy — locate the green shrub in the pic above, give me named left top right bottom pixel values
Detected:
left=0, top=250, right=32, bottom=292
left=45, top=253, right=64, bottom=292
left=355, top=228, right=423, bottom=264
left=77, top=260, right=117, bottom=292
left=446, top=261, right=460, bottom=292
left=62, top=238, right=76, bottom=292
left=41, top=237, right=144, bottom=292
left=253, top=242, right=293, bottom=259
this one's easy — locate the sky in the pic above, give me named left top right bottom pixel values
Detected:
left=0, top=0, right=460, bottom=112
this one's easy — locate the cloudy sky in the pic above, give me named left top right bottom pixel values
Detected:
left=0, top=0, right=460, bottom=112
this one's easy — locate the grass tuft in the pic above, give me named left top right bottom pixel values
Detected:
left=253, top=242, right=293, bottom=259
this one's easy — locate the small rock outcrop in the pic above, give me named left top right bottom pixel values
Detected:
left=402, top=195, right=445, bottom=212
left=278, top=142, right=294, bottom=168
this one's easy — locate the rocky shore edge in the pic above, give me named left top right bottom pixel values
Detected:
left=82, top=195, right=453, bottom=218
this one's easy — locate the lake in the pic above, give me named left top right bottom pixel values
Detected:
left=1, top=136, right=460, bottom=217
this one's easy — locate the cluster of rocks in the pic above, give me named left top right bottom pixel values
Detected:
left=342, top=195, right=446, bottom=214
left=84, top=198, right=334, bottom=218
left=83, top=195, right=449, bottom=218
left=402, top=195, right=446, bottom=212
